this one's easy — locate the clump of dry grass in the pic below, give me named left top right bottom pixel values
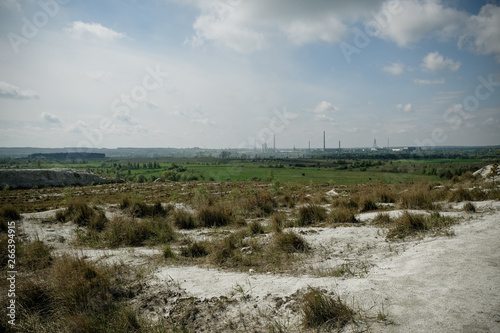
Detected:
left=296, top=204, right=327, bottom=226
left=329, top=207, right=357, bottom=223
left=56, top=198, right=109, bottom=232
left=1, top=203, right=21, bottom=221
left=398, top=184, right=436, bottom=210
left=386, top=211, right=456, bottom=240
left=79, top=215, right=176, bottom=248
left=0, top=242, right=154, bottom=332
left=172, top=209, right=197, bottom=229
left=273, top=231, right=309, bottom=253
left=19, top=239, right=52, bottom=271
left=181, top=240, right=209, bottom=258
left=238, top=189, right=277, bottom=217
left=120, top=195, right=172, bottom=218
left=301, top=288, right=355, bottom=330
left=197, top=205, right=235, bottom=227
left=270, top=212, right=286, bottom=233
left=371, top=212, right=392, bottom=226
left=462, top=202, right=476, bottom=212
left=248, top=220, right=265, bottom=234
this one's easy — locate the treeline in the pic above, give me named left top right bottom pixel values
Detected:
left=28, top=152, right=106, bottom=160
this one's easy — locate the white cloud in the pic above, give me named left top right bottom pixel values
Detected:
left=185, top=0, right=380, bottom=53
left=459, top=4, right=500, bottom=62
left=396, top=103, right=412, bottom=112
left=0, top=81, right=39, bottom=100
left=65, top=21, right=126, bottom=41
left=382, top=62, right=404, bottom=75
left=414, top=78, right=445, bottom=85
left=147, top=100, right=159, bottom=110
left=0, top=0, right=20, bottom=11
left=40, top=112, right=61, bottom=124
left=421, top=51, right=461, bottom=72
left=374, top=0, right=466, bottom=47
left=281, top=16, right=346, bottom=45
left=310, top=101, right=340, bottom=113
left=86, top=71, right=111, bottom=82
left=113, top=109, right=138, bottom=124
left=314, top=113, right=336, bottom=122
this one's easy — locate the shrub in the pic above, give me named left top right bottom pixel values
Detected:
left=386, top=211, right=456, bottom=240
left=387, top=212, right=427, bottom=239
left=1, top=204, right=21, bottom=221
left=172, top=209, right=197, bottom=229
left=0, top=216, right=6, bottom=233
left=163, top=244, right=176, bottom=259
left=462, top=202, right=476, bottom=213
left=181, top=240, right=208, bottom=258
left=270, top=212, right=285, bottom=233
left=371, top=212, right=392, bottom=226
left=301, top=288, right=355, bottom=329
left=240, top=190, right=276, bottom=217
left=58, top=199, right=109, bottom=230
left=372, top=185, right=396, bottom=203
left=19, top=240, right=52, bottom=271
left=95, top=216, right=175, bottom=247
left=209, top=231, right=247, bottom=266
left=398, top=186, right=435, bottom=210
left=297, top=204, right=327, bottom=226
left=448, top=187, right=473, bottom=202
left=197, top=205, right=234, bottom=227
left=358, top=196, right=378, bottom=212
left=329, top=207, right=357, bottom=223
left=273, top=231, right=309, bottom=253
left=249, top=220, right=265, bottom=234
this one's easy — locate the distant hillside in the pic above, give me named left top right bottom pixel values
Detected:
left=28, top=152, right=105, bottom=160
left=0, top=168, right=121, bottom=189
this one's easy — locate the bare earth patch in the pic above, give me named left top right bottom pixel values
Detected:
left=17, top=200, right=500, bottom=332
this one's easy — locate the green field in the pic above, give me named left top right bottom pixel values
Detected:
left=2, top=156, right=488, bottom=185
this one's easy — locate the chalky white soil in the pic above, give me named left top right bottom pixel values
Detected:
left=19, top=200, right=500, bottom=332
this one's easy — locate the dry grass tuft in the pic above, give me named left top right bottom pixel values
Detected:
left=398, top=184, right=436, bottom=210
left=273, top=231, right=309, bottom=253
left=386, top=211, right=456, bottom=240
left=172, top=209, right=197, bottom=229
left=329, top=207, right=357, bottom=223
left=296, top=204, right=327, bottom=226
left=301, top=288, right=355, bottom=330
left=197, top=205, right=235, bottom=227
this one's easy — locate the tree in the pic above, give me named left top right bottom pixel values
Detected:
left=487, top=162, right=499, bottom=185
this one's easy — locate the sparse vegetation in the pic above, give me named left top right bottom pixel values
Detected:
left=1, top=153, right=497, bottom=331
left=197, top=205, right=235, bottom=227
left=329, top=207, right=357, bottom=223
left=296, top=204, right=327, bottom=226
left=273, top=231, right=309, bottom=253
left=463, top=202, right=476, bottom=212
left=301, top=287, right=355, bottom=329
left=386, top=211, right=457, bottom=240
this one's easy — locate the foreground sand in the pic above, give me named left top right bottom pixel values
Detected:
left=20, top=201, right=500, bottom=332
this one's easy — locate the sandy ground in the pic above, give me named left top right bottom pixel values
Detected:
left=18, top=200, right=500, bottom=332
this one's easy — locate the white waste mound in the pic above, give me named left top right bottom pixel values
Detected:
left=0, top=168, right=118, bottom=189
left=473, top=164, right=497, bottom=182
left=326, top=188, right=339, bottom=196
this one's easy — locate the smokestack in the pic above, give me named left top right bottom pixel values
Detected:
left=339, top=140, right=341, bottom=151
left=323, top=131, right=325, bottom=151
left=273, top=134, right=276, bottom=152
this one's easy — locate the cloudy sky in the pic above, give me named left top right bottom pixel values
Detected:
left=0, top=0, right=499, bottom=149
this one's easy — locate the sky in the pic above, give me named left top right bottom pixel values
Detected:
left=0, top=0, right=499, bottom=149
